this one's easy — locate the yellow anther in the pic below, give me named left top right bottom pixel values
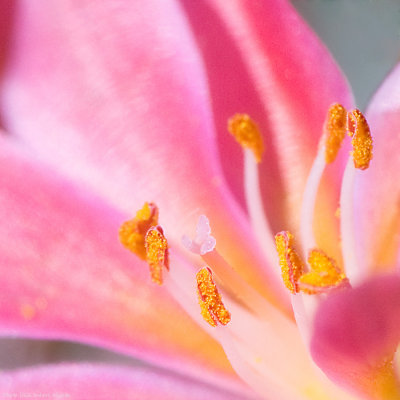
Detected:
left=275, top=231, right=304, bottom=294
left=145, top=226, right=169, bottom=285
left=347, top=109, right=373, bottom=170
left=228, top=114, right=264, bottom=162
left=298, top=249, right=348, bottom=294
left=324, top=103, right=347, bottom=163
left=119, top=202, right=159, bottom=260
left=196, top=267, right=231, bottom=327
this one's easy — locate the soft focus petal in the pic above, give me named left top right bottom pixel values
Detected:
left=0, top=0, right=287, bottom=307
left=354, top=63, right=400, bottom=274
left=0, top=0, right=14, bottom=75
left=0, top=135, right=252, bottom=395
left=311, top=274, right=400, bottom=399
left=0, top=364, right=252, bottom=400
left=189, top=0, right=353, bottom=256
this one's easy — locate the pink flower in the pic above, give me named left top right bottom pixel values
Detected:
left=0, top=0, right=399, bottom=399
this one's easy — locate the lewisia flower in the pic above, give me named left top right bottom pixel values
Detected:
left=0, top=0, right=399, bottom=399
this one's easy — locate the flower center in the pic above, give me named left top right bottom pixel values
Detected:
left=117, top=104, right=375, bottom=400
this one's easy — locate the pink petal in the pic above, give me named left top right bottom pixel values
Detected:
left=0, top=364, right=252, bottom=399
left=183, top=0, right=353, bottom=254
left=0, top=136, right=250, bottom=394
left=353, top=63, right=400, bottom=274
left=1, top=0, right=287, bottom=308
left=0, top=0, right=15, bottom=77
left=311, top=274, right=400, bottom=398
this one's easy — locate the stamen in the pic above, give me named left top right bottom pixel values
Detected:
left=119, top=202, right=158, bottom=259
left=145, top=226, right=169, bottom=285
left=298, top=249, right=349, bottom=294
left=228, top=114, right=264, bottom=162
left=340, top=110, right=373, bottom=283
left=275, top=231, right=304, bottom=294
left=300, top=103, right=347, bottom=253
left=227, top=114, right=278, bottom=275
left=347, top=109, right=373, bottom=170
left=196, top=267, right=231, bottom=327
left=324, top=103, right=347, bottom=164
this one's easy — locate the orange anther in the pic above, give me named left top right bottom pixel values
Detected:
left=347, top=109, right=373, bottom=170
left=145, top=226, right=169, bottom=285
left=196, top=267, right=231, bottom=327
left=275, top=231, right=304, bottom=294
left=298, top=249, right=349, bottom=294
left=228, top=114, right=264, bottom=163
left=324, top=103, right=347, bottom=163
left=119, top=202, right=159, bottom=260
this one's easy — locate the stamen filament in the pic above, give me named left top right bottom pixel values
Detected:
left=215, top=313, right=349, bottom=400
left=218, top=330, right=298, bottom=399
left=183, top=214, right=289, bottom=316
left=300, top=103, right=347, bottom=256
left=243, top=149, right=281, bottom=277
left=340, top=158, right=362, bottom=283
left=201, top=248, right=273, bottom=317
left=228, top=114, right=279, bottom=278
left=299, top=150, right=326, bottom=255
left=340, top=109, right=372, bottom=284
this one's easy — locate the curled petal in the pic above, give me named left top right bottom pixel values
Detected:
left=311, top=274, right=400, bottom=398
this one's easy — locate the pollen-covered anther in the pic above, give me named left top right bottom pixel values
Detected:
left=298, top=249, right=349, bottom=295
left=228, top=114, right=264, bottom=162
left=196, top=267, right=231, bottom=327
left=275, top=231, right=304, bottom=294
left=347, top=109, right=373, bottom=170
left=145, top=226, right=169, bottom=285
left=119, top=202, right=159, bottom=259
left=324, top=103, right=347, bottom=163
